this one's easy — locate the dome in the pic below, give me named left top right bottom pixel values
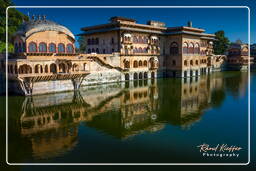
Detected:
left=15, top=17, right=75, bottom=40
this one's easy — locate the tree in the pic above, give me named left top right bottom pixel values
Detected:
left=0, top=0, right=28, bottom=53
left=213, top=30, right=230, bottom=55
left=77, top=36, right=86, bottom=53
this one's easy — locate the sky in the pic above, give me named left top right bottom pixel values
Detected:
left=9, top=0, right=255, bottom=47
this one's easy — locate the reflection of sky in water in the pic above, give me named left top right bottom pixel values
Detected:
left=7, top=71, right=249, bottom=163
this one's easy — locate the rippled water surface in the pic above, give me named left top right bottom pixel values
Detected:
left=6, top=71, right=250, bottom=163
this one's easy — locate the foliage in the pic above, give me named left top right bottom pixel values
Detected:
left=0, top=0, right=28, bottom=53
left=213, top=30, right=230, bottom=55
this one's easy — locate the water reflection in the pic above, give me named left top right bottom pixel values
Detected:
left=10, top=71, right=248, bottom=162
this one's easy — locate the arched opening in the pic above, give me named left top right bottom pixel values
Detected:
left=133, top=73, right=138, bottom=80
left=59, top=63, right=66, bottom=73
left=144, top=72, right=148, bottom=79
left=133, top=61, right=138, bottom=68
left=183, top=42, right=188, bottom=54
left=188, top=43, right=194, bottom=54
left=172, top=60, right=176, bottom=66
left=35, top=64, right=43, bottom=73
left=45, top=65, right=48, bottom=73
left=143, top=60, right=147, bottom=67
left=67, top=44, right=74, bottom=53
left=39, top=42, right=47, bottom=52
left=190, top=60, right=193, bottom=66
left=190, top=70, right=193, bottom=77
left=170, top=42, right=179, bottom=55
left=49, top=43, right=56, bottom=53
left=184, top=60, right=188, bottom=66
left=125, top=73, right=129, bottom=81
left=50, top=63, right=57, bottom=74
left=184, top=71, right=187, bottom=77
left=58, top=43, right=65, bottom=53
left=139, top=72, right=143, bottom=79
left=72, top=63, right=79, bottom=72
left=124, top=61, right=130, bottom=68
left=194, top=43, right=200, bottom=54
left=83, top=63, right=87, bottom=71
left=139, top=60, right=142, bottom=67
left=28, top=42, right=37, bottom=52
left=151, top=72, right=155, bottom=79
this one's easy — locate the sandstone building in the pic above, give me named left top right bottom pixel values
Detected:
left=0, top=15, right=228, bottom=95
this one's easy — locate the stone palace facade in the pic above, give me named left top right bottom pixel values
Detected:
left=0, top=16, right=228, bottom=95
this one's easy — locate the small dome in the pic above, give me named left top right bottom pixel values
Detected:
left=15, top=18, right=75, bottom=40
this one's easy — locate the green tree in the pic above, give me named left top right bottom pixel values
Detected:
left=213, top=30, right=230, bottom=55
left=77, top=36, right=86, bottom=53
left=0, top=0, right=28, bottom=53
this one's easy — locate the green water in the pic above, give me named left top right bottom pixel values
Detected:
left=5, top=71, right=249, bottom=164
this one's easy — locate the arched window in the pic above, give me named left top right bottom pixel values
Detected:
left=39, top=42, right=47, bottom=52
left=88, top=48, right=91, bottom=53
left=143, top=60, right=147, bottom=66
left=133, top=61, right=138, bottom=68
left=58, top=43, right=65, bottom=53
left=91, top=38, right=95, bottom=45
left=96, top=48, right=99, bottom=53
left=172, top=60, right=176, bottom=66
left=49, top=43, right=56, bottom=53
left=190, top=60, right=193, bottom=66
left=134, top=48, right=138, bottom=53
left=50, top=63, right=57, bottom=73
left=139, top=60, right=143, bottom=67
left=92, top=48, right=95, bottom=53
left=188, top=43, right=194, bottom=54
left=95, top=38, right=99, bottom=45
left=183, top=42, right=188, bottom=54
left=124, top=61, right=130, bottom=68
left=143, top=47, right=147, bottom=53
left=194, top=43, right=200, bottom=54
left=67, top=44, right=74, bottom=53
left=139, top=47, right=142, bottom=53
left=184, top=60, right=188, bottom=66
left=28, top=42, right=37, bottom=52
left=139, top=36, right=143, bottom=43
left=133, top=37, right=138, bottom=43
left=195, top=60, right=199, bottom=65
left=170, top=42, right=179, bottom=55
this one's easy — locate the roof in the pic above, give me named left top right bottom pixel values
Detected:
left=15, top=18, right=75, bottom=40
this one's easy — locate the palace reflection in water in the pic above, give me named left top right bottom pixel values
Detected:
left=8, top=71, right=249, bottom=163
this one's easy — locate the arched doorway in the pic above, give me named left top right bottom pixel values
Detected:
left=144, top=72, right=148, bottom=79
left=151, top=72, right=155, bottom=79
left=125, top=73, right=129, bottom=81
left=50, top=63, right=57, bottom=74
left=133, top=73, right=138, bottom=80
left=139, top=72, right=143, bottom=79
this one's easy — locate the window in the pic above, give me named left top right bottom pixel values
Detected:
left=91, top=38, right=95, bottom=45
left=18, top=43, right=22, bottom=53
left=112, top=48, right=114, bottom=53
left=96, top=48, right=99, bottom=53
left=58, top=43, right=65, bottom=53
left=190, top=60, right=193, bottom=66
left=49, top=43, right=56, bottom=53
left=92, top=48, right=95, bottom=53
left=111, top=38, right=114, bottom=44
left=28, top=42, right=37, bottom=52
left=183, top=42, right=188, bottom=54
left=170, top=42, right=179, bottom=55
left=39, top=42, right=47, bottom=52
left=67, top=44, right=74, bottom=53
left=103, top=49, right=106, bottom=54
left=88, top=48, right=91, bottom=53
left=188, top=43, right=194, bottom=54
left=194, top=43, right=200, bottom=54
left=172, top=60, right=176, bottom=66
left=184, top=60, right=188, bottom=66
left=87, top=39, right=91, bottom=45
left=95, top=38, right=99, bottom=45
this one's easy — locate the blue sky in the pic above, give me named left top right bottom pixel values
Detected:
left=10, top=0, right=255, bottom=47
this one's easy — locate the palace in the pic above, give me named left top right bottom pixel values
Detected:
left=0, top=15, right=229, bottom=95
